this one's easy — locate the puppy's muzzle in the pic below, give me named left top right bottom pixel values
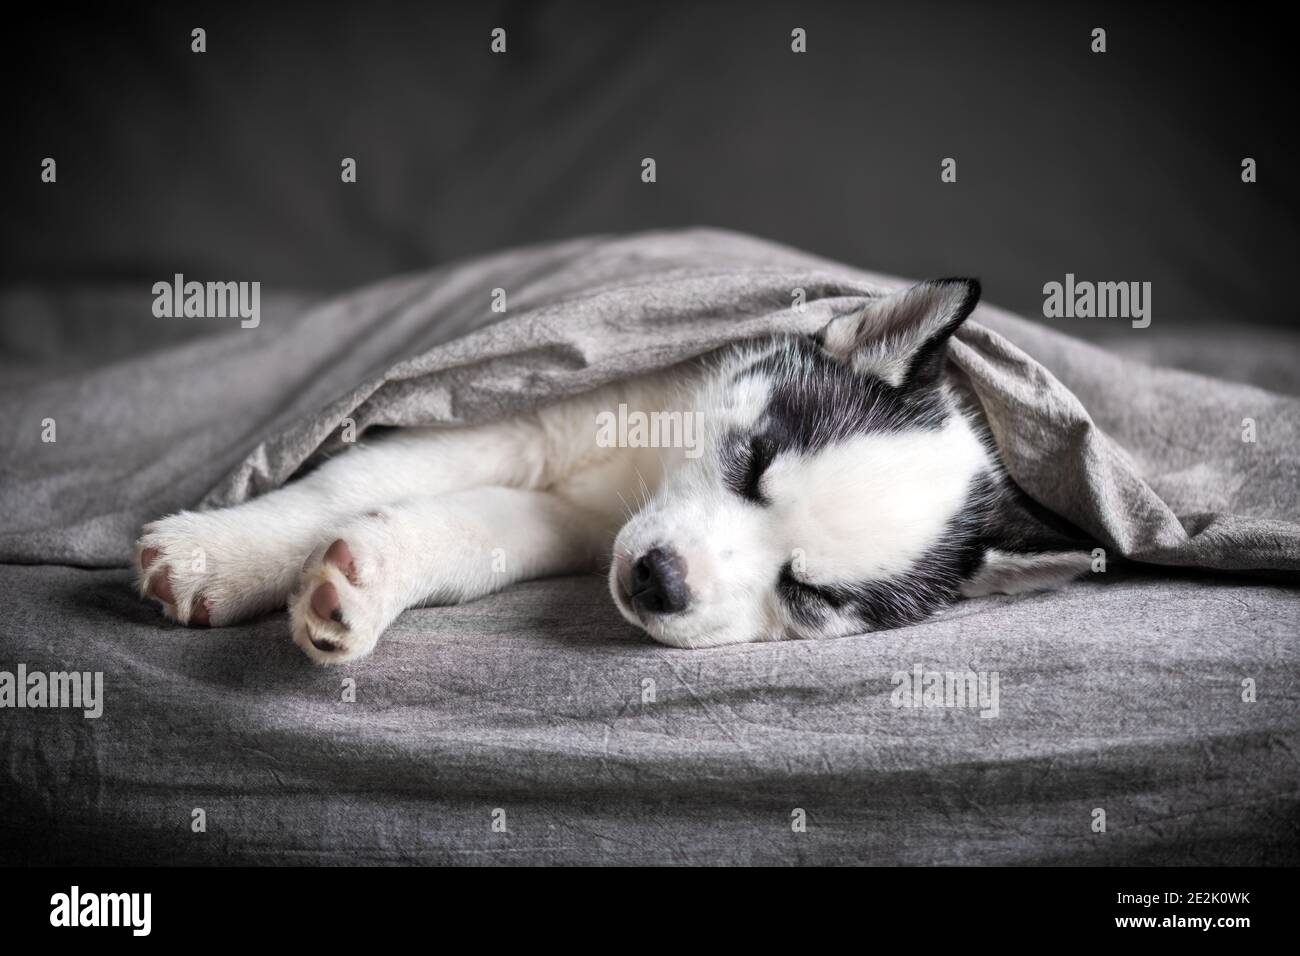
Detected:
left=628, top=546, right=690, bottom=615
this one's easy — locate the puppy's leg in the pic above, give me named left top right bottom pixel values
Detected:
left=289, top=488, right=611, bottom=664
left=135, top=419, right=551, bottom=626
left=136, top=491, right=337, bottom=628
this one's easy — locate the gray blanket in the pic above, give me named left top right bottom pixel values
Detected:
left=1, top=229, right=1297, bottom=864
left=4, top=229, right=1297, bottom=571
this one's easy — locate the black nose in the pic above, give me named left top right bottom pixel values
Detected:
left=629, top=547, right=690, bottom=615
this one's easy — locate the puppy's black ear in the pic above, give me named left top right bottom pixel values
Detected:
left=963, top=483, right=1097, bottom=597
left=818, top=278, right=980, bottom=389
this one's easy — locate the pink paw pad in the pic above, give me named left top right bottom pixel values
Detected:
left=323, top=538, right=357, bottom=583
left=148, top=569, right=176, bottom=605
left=311, top=582, right=344, bottom=624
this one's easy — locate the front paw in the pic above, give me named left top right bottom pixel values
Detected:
left=134, top=510, right=290, bottom=627
left=289, top=524, right=395, bottom=665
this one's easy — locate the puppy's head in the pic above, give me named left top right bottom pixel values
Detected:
left=610, top=278, right=1091, bottom=648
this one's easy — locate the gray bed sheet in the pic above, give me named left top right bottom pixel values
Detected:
left=1, top=564, right=1296, bottom=865
left=1, top=230, right=1297, bottom=864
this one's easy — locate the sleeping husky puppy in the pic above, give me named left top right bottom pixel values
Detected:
left=135, top=278, right=1092, bottom=663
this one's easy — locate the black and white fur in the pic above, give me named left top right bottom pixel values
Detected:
left=135, top=279, right=1093, bottom=662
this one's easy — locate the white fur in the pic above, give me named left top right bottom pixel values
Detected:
left=137, top=371, right=697, bottom=662
left=766, top=418, right=990, bottom=581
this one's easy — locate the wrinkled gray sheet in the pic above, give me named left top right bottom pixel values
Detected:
left=1, top=564, right=1297, bottom=865
left=1, top=229, right=1298, bottom=864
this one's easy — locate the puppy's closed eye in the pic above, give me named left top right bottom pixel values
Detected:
left=725, top=433, right=776, bottom=504
left=777, top=565, right=845, bottom=610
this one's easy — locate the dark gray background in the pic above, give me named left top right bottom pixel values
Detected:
left=3, top=0, right=1296, bottom=330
